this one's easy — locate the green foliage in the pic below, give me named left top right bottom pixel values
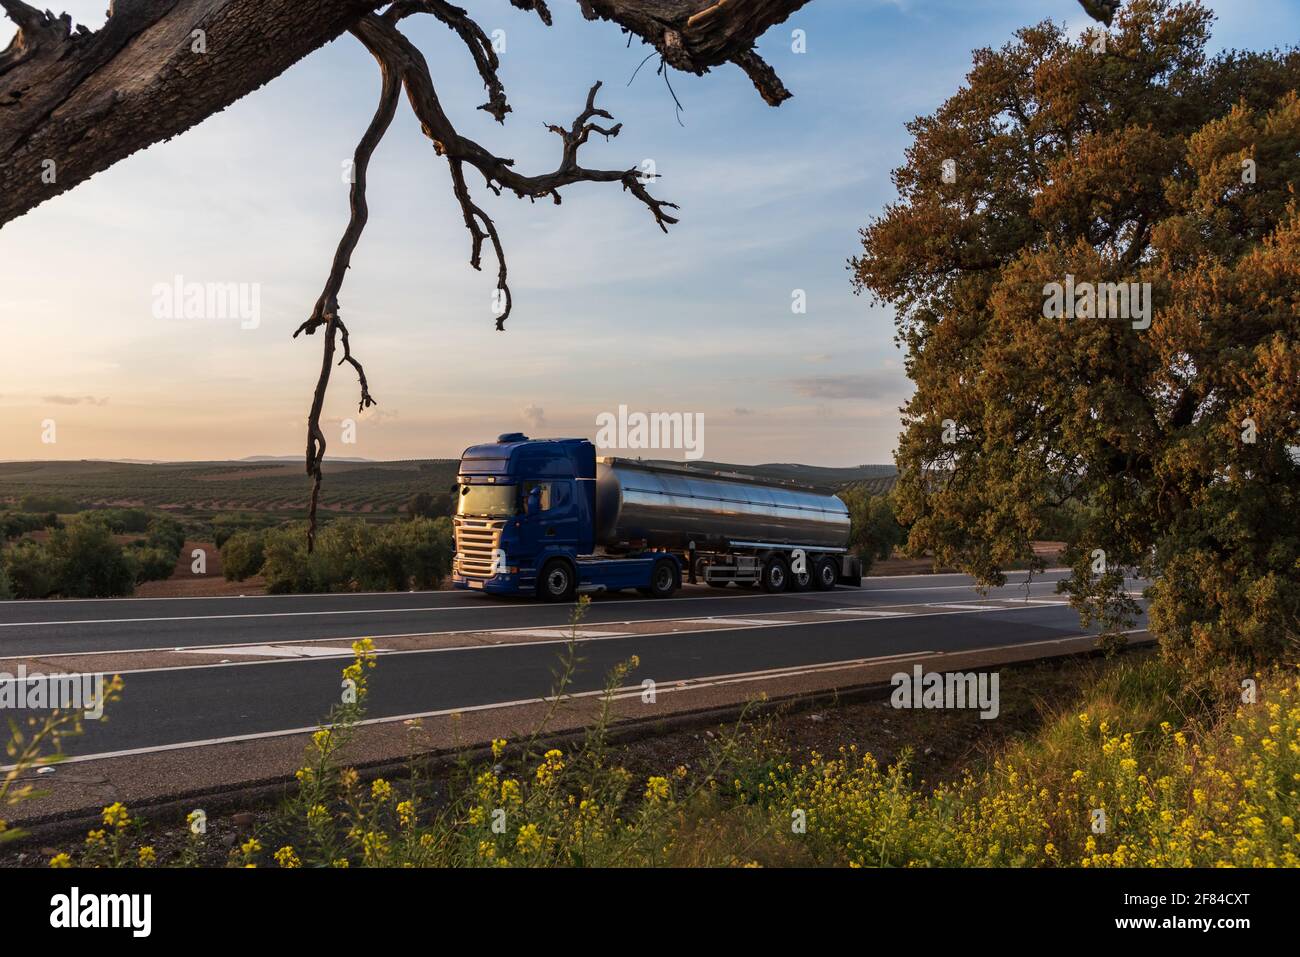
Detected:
left=3, top=516, right=137, bottom=598
left=405, top=490, right=451, bottom=519
left=0, top=512, right=52, bottom=540
left=3, top=540, right=62, bottom=598
left=46, top=649, right=1300, bottom=868
left=850, top=0, right=1300, bottom=679
left=390, top=517, right=454, bottom=590
left=839, top=486, right=905, bottom=568
left=261, top=518, right=454, bottom=594
left=220, top=529, right=267, bottom=581
left=45, top=516, right=138, bottom=598
left=211, top=512, right=274, bottom=548
left=121, top=516, right=187, bottom=584
left=18, top=493, right=81, bottom=514
left=144, top=516, right=186, bottom=555
left=0, top=562, right=12, bottom=600
left=95, top=507, right=151, bottom=534
left=130, top=547, right=177, bottom=584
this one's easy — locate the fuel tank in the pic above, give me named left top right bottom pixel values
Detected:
left=593, top=457, right=850, bottom=550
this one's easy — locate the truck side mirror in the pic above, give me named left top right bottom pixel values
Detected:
left=525, top=485, right=542, bottom=515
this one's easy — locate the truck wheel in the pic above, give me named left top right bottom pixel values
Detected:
left=790, top=564, right=812, bottom=591
left=639, top=560, right=677, bottom=598
left=538, top=559, right=576, bottom=602
left=761, top=556, right=789, bottom=593
left=813, top=556, right=838, bottom=591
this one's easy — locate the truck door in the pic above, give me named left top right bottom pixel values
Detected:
left=522, top=480, right=579, bottom=552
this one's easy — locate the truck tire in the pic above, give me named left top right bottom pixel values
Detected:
left=813, top=556, right=838, bottom=591
left=538, top=559, right=576, bottom=602
left=789, top=554, right=813, bottom=591
left=761, top=556, right=789, bottom=593
left=638, top=559, right=677, bottom=598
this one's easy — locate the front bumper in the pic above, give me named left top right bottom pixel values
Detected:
left=451, top=559, right=533, bottom=595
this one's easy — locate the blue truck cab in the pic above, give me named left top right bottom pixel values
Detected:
left=450, top=433, right=680, bottom=600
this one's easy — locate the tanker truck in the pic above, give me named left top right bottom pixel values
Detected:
left=450, top=433, right=862, bottom=601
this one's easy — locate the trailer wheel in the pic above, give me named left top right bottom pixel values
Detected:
left=813, top=556, right=838, bottom=591
left=538, top=559, right=576, bottom=602
left=761, top=556, right=789, bottom=593
left=639, top=560, right=677, bottom=598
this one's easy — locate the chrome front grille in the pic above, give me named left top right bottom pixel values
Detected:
left=455, top=518, right=505, bottom=578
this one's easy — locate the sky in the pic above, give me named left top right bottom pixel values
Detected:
left=1, top=0, right=1295, bottom=466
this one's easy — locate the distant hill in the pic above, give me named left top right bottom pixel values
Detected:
left=240, top=455, right=373, bottom=463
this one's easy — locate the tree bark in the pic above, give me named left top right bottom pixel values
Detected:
left=0, top=0, right=380, bottom=225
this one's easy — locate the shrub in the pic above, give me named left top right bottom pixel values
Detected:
left=3, top=540, right=61, bottom=598
left=0, top=512, right=48, bottom=540
left=144, top=516, right=186, bottom=556
left=18, top=494, right=80, bottom=514
left=131, top=547, right=177, bottom=584
left=45, top=516, right=136, bottom=598
left=221, top=529, right=267, bottom=581
left=391, top=516, right=453, bottom=589
left=261, top=525, right=322, bottom=595
left=0, top=562, right=12, bottom=600
left=96, top=508, right=152, bottom=534
left=260, top=518, right=454, bottom=594
left=406, top=491, right=451, bottom=519
left=839, top=486, right=905, bottom=567
left=211, top=512, right=271, bottom=548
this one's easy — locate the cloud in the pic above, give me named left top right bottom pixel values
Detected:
left=787, top=370, right=906, bottom=400
left=43, top=395, right=109, bottom=406
left=522, top=403, right=546, bottom=430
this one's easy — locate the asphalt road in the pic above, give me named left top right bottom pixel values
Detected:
left=0, top=571, right=1149, bottom=759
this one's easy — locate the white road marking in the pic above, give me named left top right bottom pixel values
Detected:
left=13, top=651, right=943, bottom=767
left=13, top=627, right=1148, bottom=768
left=488, top=628, right=632, bottom=639
left=925, top=603, right=1004, bottom=611
left=0, top=601, right=1105, bottom=679
left=813, top=609, right=910, bottom=618
left=172, top=644, right=386, bottom=659
left=688, top=617, right=789, bottom=626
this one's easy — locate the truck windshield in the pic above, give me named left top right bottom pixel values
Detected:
left=457, top=483, right=517, bottom=517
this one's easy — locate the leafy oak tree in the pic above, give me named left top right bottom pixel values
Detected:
left=852, top=0, right=1300, bottom=679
